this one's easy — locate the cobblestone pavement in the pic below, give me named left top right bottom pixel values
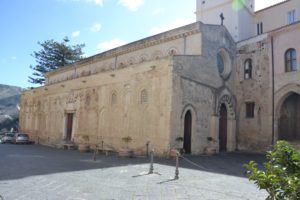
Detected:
left=0, top=144, right=267, bottom=200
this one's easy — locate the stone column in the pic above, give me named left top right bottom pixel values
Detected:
left=227, top=118, right=236, bottom=152
left=209, top=115, right=219, bottom=140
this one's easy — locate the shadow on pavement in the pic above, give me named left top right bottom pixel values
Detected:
left=0, top=144, right=265, bottom=181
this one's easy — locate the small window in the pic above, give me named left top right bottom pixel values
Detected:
left=287, top=10, right=296, bottom=24
left=246, top=102, right=255, bottom=118
left=285, top=48, right=297, bottom=72
left=257, top=22, right=263, bottom=35
left=141, top=89, right=148, bottom=104
left=244, top=59, right=252, bottom=80
left=111, top=93, right=117, bottom=105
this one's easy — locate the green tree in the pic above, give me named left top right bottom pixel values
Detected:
left=245, top=141, right=300, bottom=200
left=29, top=37, right=85, bottom=85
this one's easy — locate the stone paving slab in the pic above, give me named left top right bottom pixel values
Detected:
left=0, top=144, right=267, bottom=200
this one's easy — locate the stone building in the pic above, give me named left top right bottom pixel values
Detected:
left=20, top=0, right=300, bottom=155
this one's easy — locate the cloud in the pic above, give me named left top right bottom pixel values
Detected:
left=97, top=38, right=128, bottom=51
left=56, top=0, right=103, bottom=6
left=153, top=8, right=164, bottom=16
left=149, top=18, right=194, bottom=35
left=71, top=31, right=80, bottom=37
left=118, top=0, right=144, bottom=11
left=86, top=0, right=103, bottom=6
left=11, top=56, right=17, bottom=60
left=90, top=23, right=102, bottom=32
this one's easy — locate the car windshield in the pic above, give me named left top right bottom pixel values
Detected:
left=6, top=134, right=14, bottom=137
left=18, top=134, right=28, bottom=137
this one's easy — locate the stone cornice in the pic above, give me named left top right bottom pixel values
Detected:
left=46, top=22, right=202, bottom=77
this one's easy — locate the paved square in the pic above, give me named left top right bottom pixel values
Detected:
left=0, top=144, right=267, bottom=200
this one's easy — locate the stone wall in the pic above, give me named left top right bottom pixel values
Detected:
left=169, top=24, right=237, bottom=154
left=235, top=37, right=272, bottom=151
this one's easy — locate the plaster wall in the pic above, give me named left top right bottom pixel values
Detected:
left=255, top=0, right=300, bottom=34
left=46, top=23, right=202, bottom=86
left=20, top=58, right=173, bottom=155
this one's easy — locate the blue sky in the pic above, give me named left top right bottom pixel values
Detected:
left=0, top=0, right=284, bottom=88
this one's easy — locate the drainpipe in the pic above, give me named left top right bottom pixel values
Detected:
left=183, top=35, right=187, bottom=55
left=271, top=36, right=275, bottom=146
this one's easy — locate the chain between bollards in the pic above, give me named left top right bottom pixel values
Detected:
left=149, top=149, right=154, bottom=174
left=174, top=151, right=180, bottom=179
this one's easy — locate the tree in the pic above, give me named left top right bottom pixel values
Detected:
left=244, top=141, right=300, bottom=200
left=28, top=37, right=85, bottom=85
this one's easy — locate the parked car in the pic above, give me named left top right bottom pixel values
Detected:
left=2, top=133, right=15, bottom=143
left=13, top=133, right=30, bottom=144
left=0, top=133, right=4, bottom=144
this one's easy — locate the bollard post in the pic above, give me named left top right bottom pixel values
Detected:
left=149, top=149, right=154, bottom=174
left=146, top=141, right=150, bottom=157
left=174, top=151, right=179, bottom=179
left=93, top=150, right=97, bottom=161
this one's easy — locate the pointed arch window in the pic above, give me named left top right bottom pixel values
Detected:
left=111, top=93, right=117, bottom=105
left=244, top=59, right=252, bottom=80
left=285, top=48, right=297, bottom=72
left=141, top=89, right=148, bottom=104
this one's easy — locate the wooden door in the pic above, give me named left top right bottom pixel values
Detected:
left=66, top=113, right=73, bottom=141
left=219, top=104, right=227, bottom=152
left=183, top=111, right=192, bottom=154
left=279, top=93, right=300, bottom=141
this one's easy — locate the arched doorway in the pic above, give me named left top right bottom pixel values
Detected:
left=278, top=93, right=300, bottom=141
left=219, top=104, right=227, bottom=152
left=183, top=111, right=192, bottom=154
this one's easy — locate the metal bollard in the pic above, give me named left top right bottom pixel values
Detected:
left=93, top=149, right=97, bottom=161
left=149, top=149, right=154, bottom=174
left=174, top=152, right=179, bottom=179
left=146, top=141, right=150, bottom=157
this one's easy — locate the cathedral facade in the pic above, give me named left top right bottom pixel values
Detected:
left=20, top=0, right=300, bottom=155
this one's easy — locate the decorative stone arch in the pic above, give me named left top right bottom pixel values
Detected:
left=139, top=54, right=149, bottom=63
left=274, top=84, right=300, bottom=141
left=110, top=90, right=118, bottom=106
left=127, top=57, right=135, bottom=65
left=140, top=89, right=148, bottom=104
left=117, top=61, right=126, bottom=69
left=180, top=104, right=198, bottom=120
left=152, top=50, right=163, bottom=60
left=215, top=93, right=236, bottom=152
left=217, top=48, right=232, bottom=80
left=137, top=84, right=150, bottom=104
left=167, top=47, right=179, bottom=56
left=217, top=94, right=236, bottom=119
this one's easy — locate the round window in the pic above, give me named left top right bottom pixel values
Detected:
left=217, top=53, right=224, bottom=74
left=216, top=49, right=232, bottom=80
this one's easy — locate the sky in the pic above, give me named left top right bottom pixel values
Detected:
left=0, top=0, right=285, bottom=88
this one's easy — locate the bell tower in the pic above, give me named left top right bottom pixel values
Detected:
left=195, top=0, right=255, bottom=41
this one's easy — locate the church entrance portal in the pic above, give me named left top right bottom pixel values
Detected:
left=279, top=93, right=300, bottom=141
left=66, top=113, right=74, bottom=141
left=183, top=111, right=192, bottom=154
left=219, top=104, right=227, bottom=152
